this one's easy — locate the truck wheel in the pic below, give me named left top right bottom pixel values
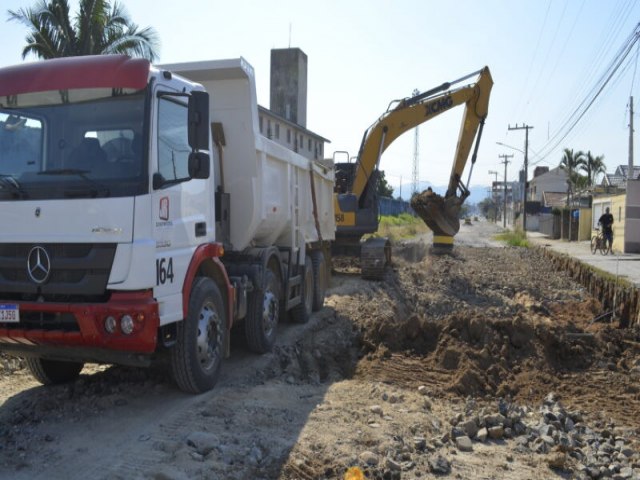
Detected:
left=245, top=269, right=280, bottom=353
left=290, top=257, right=313, bottom=323
left=311, top=250, right=327, bottom=311
left=171, top=277, right=226, bottom=394
left=25, top=357, right=84, bottom=385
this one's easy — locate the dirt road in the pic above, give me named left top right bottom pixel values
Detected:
left=1, top=220, right=639, bottom=480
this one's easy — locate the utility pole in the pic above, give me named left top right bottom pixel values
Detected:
left=629, top=96, right=635, bottom=181
left=488, top=170, right=498, bottom=223
left=412, top=89, right=420, bottom=195
left=499, top=154, right=513, bottom=228
left=508, top=123, right=534, bottom=235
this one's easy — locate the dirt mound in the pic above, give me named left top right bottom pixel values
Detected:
left=329, top=246, right=640, bottom=426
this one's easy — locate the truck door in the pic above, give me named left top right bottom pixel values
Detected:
left=151, top=91, right=211, bottom=323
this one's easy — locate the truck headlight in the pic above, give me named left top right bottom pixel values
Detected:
left=121, top=315, right=135, bottom=335
left=105, top=316, right=117, bottom=334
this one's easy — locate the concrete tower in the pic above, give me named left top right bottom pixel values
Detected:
left=270, top=48, right=307, bottom=128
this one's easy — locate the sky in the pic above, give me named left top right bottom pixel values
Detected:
left=1, top=0, right=639, bottom=199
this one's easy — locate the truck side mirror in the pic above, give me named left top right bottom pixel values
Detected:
left=188, top=151, right=210, bottom=179
left=188, top=90, right=210, bottom=151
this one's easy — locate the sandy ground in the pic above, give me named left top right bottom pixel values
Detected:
left=1, top=220, right=639, bottom=480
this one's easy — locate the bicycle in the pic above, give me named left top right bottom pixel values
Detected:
left=590, top=228, right=612, bottom=255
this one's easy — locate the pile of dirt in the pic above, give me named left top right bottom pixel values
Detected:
left=331, top=245, right=640, bottom=428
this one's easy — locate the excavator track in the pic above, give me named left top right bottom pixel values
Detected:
left=360, top=237, right=391, bottom=280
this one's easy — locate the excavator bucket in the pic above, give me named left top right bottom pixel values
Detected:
left=411, top=189, right=464, bottom=237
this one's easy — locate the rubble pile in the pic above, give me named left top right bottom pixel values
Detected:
left=445, top=393, right=640, bottom=480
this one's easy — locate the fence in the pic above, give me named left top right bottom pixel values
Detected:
left=539, top=213, right=560, bottom=239
left=379, top=197, right=414, bottom=216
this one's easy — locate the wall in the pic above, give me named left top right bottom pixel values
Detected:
left=270, top=48, right=307, bottom=127
left=578, top=208, right=592, bottom=241
left=527, top=214, right=539, bottom=231
left=625, top=180, right=640, bottom=253
left=258, top=109, right=325, bottom=160
left=539, top=213, right=560, bottom=238
left=593, top=194, right=626, bottom=252
left=612, top=194, right=626, bottom=252
left=541, top=248, right=639, bottom=327
left=560, top=209, right=579, bottom=241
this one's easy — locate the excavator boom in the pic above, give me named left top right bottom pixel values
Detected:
left=333, top=67, right=493, bottom=276
left=351, top=67, right=492, bottom=202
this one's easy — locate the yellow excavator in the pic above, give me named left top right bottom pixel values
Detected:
left=332, top=67, right=493, bottom=279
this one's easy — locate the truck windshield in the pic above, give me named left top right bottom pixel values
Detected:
left=0, top=92, right=147, bottom=200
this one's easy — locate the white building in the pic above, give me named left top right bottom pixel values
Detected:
left=528, top=166, right=568, bottom=202
left=258, top=106, right=328, bottom=161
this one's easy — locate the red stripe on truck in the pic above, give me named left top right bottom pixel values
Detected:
left=0, top=55, right=150, bottom=97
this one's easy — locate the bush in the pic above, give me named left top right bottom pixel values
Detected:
left=368, top=214, right=428, bottom=241
left=494, top=229, right=529, bottom=247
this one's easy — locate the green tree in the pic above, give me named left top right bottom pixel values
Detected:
left=581, top=151, right=606, bottom=187
left=8, top=0, right=159, bottom=61
left=478, top=197, right=497, bottom=221
left=559, top=148, right=586, bottom=200
left=376, top=170, right=394, bottom=198
left=458, top=203, right=470, bottom=219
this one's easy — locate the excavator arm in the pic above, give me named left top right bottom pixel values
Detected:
left=351, top=67, right=493, bottom=202
left=408, top=67, right=494, bottom=248
left=333, top=67, right=493, bottom=276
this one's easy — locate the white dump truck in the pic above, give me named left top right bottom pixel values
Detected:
left=0, top=55, right=335, bottom=393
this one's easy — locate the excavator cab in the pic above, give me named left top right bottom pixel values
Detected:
left=333, top=155, right=391, bottom=279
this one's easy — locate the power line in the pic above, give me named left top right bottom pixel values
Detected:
left=548, top=0, right=636, bottom=132
left=521, top=0, right=569, bottom=112
left=536, top=22, right=640, bottom=161
left=631, top=40, right=640, bottom=97
left=510, top=0, right=552, bottom=121
left=534, top=0, right=586, bottom=108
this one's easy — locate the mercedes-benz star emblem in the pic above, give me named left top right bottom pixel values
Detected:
left=27, top=246, right=51, bottom=284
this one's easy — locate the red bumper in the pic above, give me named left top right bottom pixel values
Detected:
left=0, top=291, right=160, bottom=353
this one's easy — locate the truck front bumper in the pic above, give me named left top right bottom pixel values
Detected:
left=0, top=290, right=160, bottom=365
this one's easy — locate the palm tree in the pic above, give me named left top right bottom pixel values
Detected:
left=559, top=148, right=586, bottom=205
left=581, top=151, right=606, bottom=187
left=8, top=0, right=159, bottom=61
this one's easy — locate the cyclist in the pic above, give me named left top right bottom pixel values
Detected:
left=598, top=207, right=614, bottom=251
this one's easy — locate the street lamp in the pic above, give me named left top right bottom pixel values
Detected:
left=496, top=141, right=541, bottom=159
left=497, top=142, right=525, bottom=233
left=495, top=141, right=524, bottom=154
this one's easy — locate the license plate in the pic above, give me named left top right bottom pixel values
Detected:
left=0, top=304, right=19, bottom=323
